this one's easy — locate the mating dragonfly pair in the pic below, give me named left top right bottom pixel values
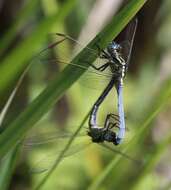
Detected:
left=44, top=18, right=137, bottom=146
left=33, top=18, right=137, bottom=146
left=24, top=18, right=138, bottom=173
left=89, top=18, right=137, bottom=145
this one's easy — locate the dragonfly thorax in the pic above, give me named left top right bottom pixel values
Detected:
left=107, top=41, right=127, bottom=81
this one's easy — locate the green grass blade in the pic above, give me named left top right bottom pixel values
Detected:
left=0, top=65, right=30, bottom=129
left=0, top=145, right=20, bottom=190
left=87, top=152, right=123, bottom=190
left=0, top=0, right=146, bottom=158
left=0, top=0, right=78, bottom=93
left=131, top=133, right=171, bottom=190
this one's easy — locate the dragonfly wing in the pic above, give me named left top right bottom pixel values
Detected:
left=29, top=140, right=91, bottom=174
left=100, top=143, right=142, bottom=165
left=23, top=125, right=140, bottom=174
left=23, top=129, right=87, bottom=147
left=32, top=33, right=113, bottom=90
left=23, top=128, right=90, bottom=174
left=114, top=18, right=137, bottom=65
left=78, top=62, right=113, bottom=90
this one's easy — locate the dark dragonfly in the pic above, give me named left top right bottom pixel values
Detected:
left=35, top=18, right=137, bottom=146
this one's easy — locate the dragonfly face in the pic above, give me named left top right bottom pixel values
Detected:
left=87, top=127, right=118, bottom=145
left=107, top=41, right=122, bottom=56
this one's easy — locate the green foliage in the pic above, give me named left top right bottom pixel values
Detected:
left=0, top=0, right=146, bottom=158
left=1, top=0, right=171, bottom=190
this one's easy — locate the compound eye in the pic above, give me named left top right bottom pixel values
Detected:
left=118, top=44, right=122, bottom=50
left=115, top=44, right=122, bottom=52
left=111, top=42, right=118, bottom=50
left=112, top=42, right=122, bottom=52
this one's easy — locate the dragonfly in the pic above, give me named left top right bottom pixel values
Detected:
left=88, top=18, right=138, bottom=145
left=21, top=19, right=137, bottom=171
left=35, top=18, right=137, bottom=146
left=21, top=18, right=139, bottom=173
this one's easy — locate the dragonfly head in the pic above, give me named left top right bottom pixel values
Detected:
left=115, top=137, right=122, bottom=145
left=87, top=128, right=105, bottom=143
left=103, top=130, right=119, bottom=145
left=88, top=128, right=119, bottom=145
left=107, top=41, right=122, bottom=55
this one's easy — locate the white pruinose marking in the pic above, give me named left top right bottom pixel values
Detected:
left=122, top=65, right=126, bottom=78
left=115, top=50, right=125, bottom=64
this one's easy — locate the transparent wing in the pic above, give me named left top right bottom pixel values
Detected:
left=100, top=143, right=142, bottom=165
left=23, top=127, right=90, bottom=174
left=28, top=139, right=91, bottom=174
left=114, top=18, right=137, bottom=65
left=32, top=33, right=113, bottom=90
left=119, top=40, right=132, bottom=64
left=23, top=124, right=138, bottom=174
left=23, top=131, right=86, bottom=146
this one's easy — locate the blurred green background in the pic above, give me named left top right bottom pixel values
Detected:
left=0, top=0, right=171, bottom=190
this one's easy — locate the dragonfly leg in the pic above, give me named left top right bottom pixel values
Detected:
left=108, top=122, right=117, bottom=129
left=90, top=61, right=110, bottom=72
left=108, top=113, right=120, bottom=123
left=87, top=43, right=112, bottom=72
left=95, top=43, right=111, bottom=59
left=108, top=116, right=129, bottom=131
left=54, top=34, right=112, bottom=72
left=110, top=113, right=127, bottom=121
left=104, top=114, right=120, bottom=126
left=103, top=115, right=118, bottom=144
left=104, top=114, right=118, bottom=129
left=39, top=34, right=67, bottom=54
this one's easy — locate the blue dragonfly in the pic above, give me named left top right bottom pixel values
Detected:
left=87, top=18, right=137, bottom=145
left=34, top=18, right=137, bottom=146
left=22, top=18, right=138, bottom=173
left=36, top=18, right=137, bottom=146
